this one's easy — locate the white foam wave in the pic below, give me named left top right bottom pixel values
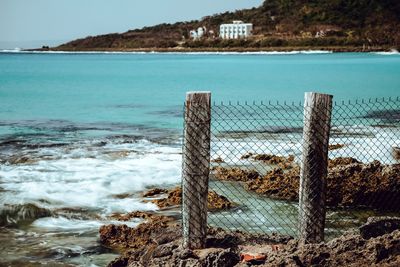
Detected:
left=0, top=140, right=181, bottom=217
left=211, top=126, right=400, bottom=165
left=374, top=49, right=399, bottom=55
left=32, top=216, right=141, bottom=231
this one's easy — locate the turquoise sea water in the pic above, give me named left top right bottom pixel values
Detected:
left=0, top=51, right=399, bottom=266
left=1, top=52, right=400, bottom=134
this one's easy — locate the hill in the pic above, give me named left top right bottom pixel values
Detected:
left=53, top=0, right=400, bottom=51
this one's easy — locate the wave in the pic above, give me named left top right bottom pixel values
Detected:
left=0, top=139, right=180, bottom=220
left=212, top=125, right=400, bottom=165
left=374, top=49, right=399, bottom=55
left=32, top=216, right=140, bottom=231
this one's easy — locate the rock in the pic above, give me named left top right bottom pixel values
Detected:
left=327, top=161, right=400, bottom=209
left=219, top=157, right=400, bottom=211
left=151, top=187, right=182, bottom=208
left=207, top=191, right=233, bottom=211
left=213, top=167, right=259, bottom=182
left=152, top=243, right=178, bottom=258
left=253, top=154, right=294, bottom=164
left=245, top=167, right=300, bottom=201
left=264, top=230, right=400, bottom=266
left=178, top=249, right=198, bottom=260
left=103, top=150, right=130, bottom=160
left=0, top=203, right=52, bottom=227
left=211, top=157, right=225, bottom=163
left=199, top=248, right=240, bottom=267
left=206, top=227, right=292, bottom=247
left=7, top=155, right=38, bottom=165
left=206, top=233, right=241, bottom=249
left=103, top=217, right=400, bottom=267
left=360, top=217, right=400, bottom=239
left=328, top=157, right=360, bottom=168
left=240, top=153, right=296, bottom=170
left=240, top=153, right=254, bottom=159
left=328, top=144, right=345, bottom=151
left=103, top=217, right=291, bottom=267
left=143, top=188, right=169, bottom=197
left=111, top=193, right=132, bottom=199
left=392, top=147, right=400, bottom=160
left=110, top=211, right=155, bottom=221
left=151, top=187, right=234, bottom=211
left=108, top=257, right=128, bottom=267
left=99, top=213, right=179, bottom=250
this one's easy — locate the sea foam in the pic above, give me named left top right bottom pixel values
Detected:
left=0, top=139, right=181, bottom=219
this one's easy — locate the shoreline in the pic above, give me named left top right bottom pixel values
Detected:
left=44, top=45, right=398, bottom=53
left=1, top=49, right=399, bottom=56
left=2, top=45, right=399, bottom=54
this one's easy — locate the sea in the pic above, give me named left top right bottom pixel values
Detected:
left=0, top=50, right=399, bottom=266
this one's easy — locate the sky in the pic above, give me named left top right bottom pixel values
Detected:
left=0, top=0, right=263, bottom=49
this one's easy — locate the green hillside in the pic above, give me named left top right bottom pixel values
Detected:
left=54, top=0, right=400, bottom=51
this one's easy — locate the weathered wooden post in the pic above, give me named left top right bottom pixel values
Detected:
left=298, top=92, right=333, bottom=243
left=182, top=91, right=211, bottom=249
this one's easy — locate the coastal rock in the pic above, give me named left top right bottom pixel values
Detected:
left=240, top=153, right=254, bottom=159
left=207, top=191, right=234, bottom=211
left=359, top=217, right=400, bottom=239
left=240, top=153, right=296, bottom=169
left=262, top=229, right=400, bottom=267
left=100, top=213, right=179, bottom=250
left=0, top=203, right=52, bottom=227
left=328, top=157, right=360, bottom=168
left=327, top=161, right=400, bottom=209
left=103, top=214, right=400, bottom=267
left=150, top=187, right=234, bottom=211
left=253, top=154, right=294, bottom=165
left=211, top=157, right=225, bottom=163
left=6, top=155, right=38, bottom=165
left=328, top=144, right=345, bottom=151
left=151, top=187, right=182, bottom=208
left=214, top=157, right=400, bottom=210
left=199, top=248, right=240, bottom=267
left=245, top=167, right=300, bottom=201
left=213, top=167, right=259, bottom=182
left=109, top=211, right=156, bottom=221
left=142, top=188, right=168, bottom=197
left=392, top=147, right=400, bottom=160
left=104, top=220, right=289, bottom=267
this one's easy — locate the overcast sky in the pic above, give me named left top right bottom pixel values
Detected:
left=0, top=0, right=263, bottom=49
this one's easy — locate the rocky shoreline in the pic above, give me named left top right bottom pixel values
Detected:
left=213, top=154, right=400, bottom=211
left=99, top=153, right=400, bottom=266
left=100, top=210, right=400, bottom=266
left=28, top=46, right=396, bottom=53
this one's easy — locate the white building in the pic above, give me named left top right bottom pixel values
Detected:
left=190, top=27, right=206, bottom=40
left=219, top=20, right=253, bottom=39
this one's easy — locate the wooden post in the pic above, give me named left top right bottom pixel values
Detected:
left=298, top=92, right=333, bottom=243
left=182, top=91, right=211, bottom=249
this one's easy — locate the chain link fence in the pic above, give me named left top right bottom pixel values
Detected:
left=182, top=93, right=400, bottom=247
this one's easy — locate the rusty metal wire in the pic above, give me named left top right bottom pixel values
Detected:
left=182, top=97, right=400, bottom=241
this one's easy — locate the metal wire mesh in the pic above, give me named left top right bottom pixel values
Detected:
left=182, top=96, right=400, bottom=242
left=208, top=102, right=303, bottom=239
left=182, top=98, right=400, bottom=245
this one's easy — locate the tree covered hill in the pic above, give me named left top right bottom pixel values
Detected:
left=55, top=0, right=400, bottom=51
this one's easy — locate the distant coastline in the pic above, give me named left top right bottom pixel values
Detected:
left=24, top=46, right=398, bottom=54
left=36, top=0, right=399, bottom=55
